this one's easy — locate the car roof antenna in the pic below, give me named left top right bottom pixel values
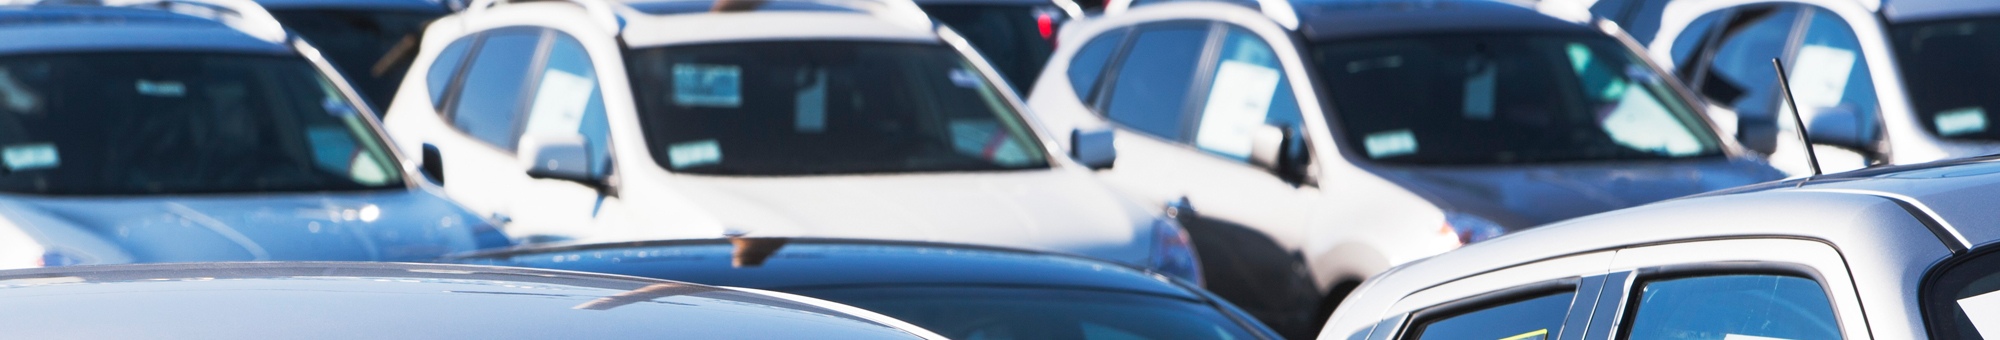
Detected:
left=1772, top=58, right=1821, bottom=182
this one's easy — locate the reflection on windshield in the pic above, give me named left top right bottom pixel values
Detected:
left=1313, top=34, right=1722, bottom=165
left=627, top=42, right=1050, bottom=176
left=270, top=9, right=443, bottom=114
left=1894, top=17, right=2000, bottom=141
left=802, top=287, right=1263, bottom=340
left=0, top=53, right=403, bottom=195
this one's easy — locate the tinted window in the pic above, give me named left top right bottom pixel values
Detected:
left=1894, top=16, right=2000, bottom=140
left=451, top=31, right=542, bottom=151
left=627, top=42, right=1049, bottom=175
left=1670, top=10, right=1729, bottom=75
left=522, top=33, right=610, bottom=174
left=1105, top=26, right=1210, bottom=140
left=1623, top=275, right=1841, bottom=340
left=1068, top=30, right=1127, bottom=101
left=1924, top=247, right=2000, bottom=339
left=427, top=36, right=475, bottom=110
left=920, top=4, right=1062, bottom=95
left=1790, top=7, right=1879, bottom=140
left=1411, top=292, right=1575, bottom=340
left=1193, top=27, right=1302, bottom=162
left=0, top=53, right=403, bottom=195
left=1312, top=34, right=1720, bottom=165
left=1590, top=0, right=1671, bottom=45
left=1698, top=6, right=1801, bottom=123
left=800, top=287, right=1264, bottom=340
left=270, top=9, right=444, bottom=115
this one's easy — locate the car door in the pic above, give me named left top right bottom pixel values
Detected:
left=1355, top=251, right=1617, bottom=340
left=1586, top=238, right=1870, bottom=340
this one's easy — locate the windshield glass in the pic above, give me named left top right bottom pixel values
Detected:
left=799, top=287, right=1265, bottom=340
left=0, top=53, right=404, bottom=195
left=269, top=9, right=444, bottom=115
left=1893, top=17, right=2000, bottom=140
left=918, top=4, right=1061, bottom=95
left=627, top=42, right=1050, bottom=176
left=1312, top=34, right=1723, bottom=165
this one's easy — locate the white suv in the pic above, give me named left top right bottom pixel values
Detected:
left=381, top=0, right=1200, bottom=281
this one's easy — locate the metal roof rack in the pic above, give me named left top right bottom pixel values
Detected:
left=2, top=0, right=289, bottom=42
left=464, top=0, right=625, bottom=33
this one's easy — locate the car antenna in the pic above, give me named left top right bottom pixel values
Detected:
left=1772, top=58, right=1821, bottom=182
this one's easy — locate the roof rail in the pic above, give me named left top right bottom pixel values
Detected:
left=3, top=0, right=289, bottom=42
left=465, top=0, right=625, bottom=34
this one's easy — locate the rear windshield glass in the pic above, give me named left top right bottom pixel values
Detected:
left=1312, top=33, right=1723, bottom=165
left=270, top=9, right=444, bottom=114
left=0, top=53, right=404, bottom=195
left=1926, top=247, right=2000, bottom=339
left=1893, top=16, right=2000, bottom=141
left=626, top=42, right=1049, bottom=176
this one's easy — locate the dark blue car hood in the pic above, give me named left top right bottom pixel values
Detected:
left=1367, top=157, right=1784, bottom=230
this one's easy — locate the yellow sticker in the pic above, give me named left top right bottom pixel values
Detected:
left=1498, top=329, right=1549, bottom=340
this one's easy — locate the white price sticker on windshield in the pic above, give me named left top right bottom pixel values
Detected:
left=667, top=139, right=722, bottom=169
left=1364, top=129, right=1418, bottom=159
left=1936, top=107, right=1988, bottom=137
left=2, top=143, right=58, bottom=171
left=673, top=64, right=741, bottom=108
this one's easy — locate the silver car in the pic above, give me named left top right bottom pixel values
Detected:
left=1320, top=156, right=2000, bottom=339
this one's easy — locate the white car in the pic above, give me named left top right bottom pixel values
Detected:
left=379, top=0, right=1200, bottom=282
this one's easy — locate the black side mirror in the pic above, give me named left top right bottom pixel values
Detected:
left=421, top=143, right=445, bottom=186
left=1071, top=127, right=1117, bottom=170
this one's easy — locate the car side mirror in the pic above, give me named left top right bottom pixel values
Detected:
left=1805, top=106, right=1877, bottom=151
left=1248, top=124, right=1309, bottom=183
left=1071, top=127, right=1116, bottom=170
left=420, top=143, right=445, bottom=186
left=520, top=134, right=600, bottom=184
left=1738, top=114, right=1779, bottom=155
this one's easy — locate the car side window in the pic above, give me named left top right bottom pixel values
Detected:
left=1622, top=275, right=1842, bottom=339
left=1696, top=5, right=1802, bottom=122
left=1788, top=7, right=1879, bottom=133
left=428, top=36, right=476, bottom=110
left=451, top=29, right=543, bottom=151
left=520, top=32, right=610, bottom=174
left=1103, top=24, right=1212, bottom=141
left=1068, top=29, right=1127, bottom=102
left=1408, top=291, right=1577, bottom=340
left=1191, top=27, right=1302, bottom=162
left=1669, top=9, right=1729, bottom=76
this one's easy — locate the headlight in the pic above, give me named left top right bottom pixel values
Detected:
left=1148, top=217, right=1203, bottom=285
left=1443, top=212, right=1508, bottom=245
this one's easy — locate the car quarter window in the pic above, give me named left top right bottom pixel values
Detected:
left=1694, top=5, right=1802, bottom=123
left=451, top=29, right=544, bottom=152
left=1622, top=274, right=1842, bottom=340
left=1103, top=23, right=1212, bottom=141
left=1067, top=29, right=1127, bottom=102
left=428, top=36, right=476, bottom=110
left=1923, top=247, right=2000, bottom=340
left=1407, top=291, right=1577, bottom=340
left=520, top=32, right=610, bottom=174
left=1788, top=7, right=1879, bottom=139
left=1190, top=26, right=1303, bottom=163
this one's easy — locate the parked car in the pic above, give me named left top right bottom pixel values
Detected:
left=1643, top=0, right=2000, bottom=174
left=381, top=0, right=1201, bottom=282
left=453, top=237, right=1282, bottom=340
left=1540, top=0, right=1675, bottom=45
left=914, top=0, right=1083, bottom=95
left=1024, top=0, right=1784, bottom=336
left=0, top=0, right=508, bottom=269
left=1319, top=155, right=2000, bottom=340
left=256, top=0, right=454, bottom=115
left=0, top=262, right=945, bottom=339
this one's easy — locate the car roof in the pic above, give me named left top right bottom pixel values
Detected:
left=0, top=262, right=934, bottom=339
left=614, top=1, right=941, bottom=47
left=1291, top=0, right=1597, bottom=42
left=253, top=0, right=448, bottom=12
left=0, top=4, right=291, bottom=55
left=451, top=238, right=1204, bottom=300
left=1882, top=0, right=2000, bottom=24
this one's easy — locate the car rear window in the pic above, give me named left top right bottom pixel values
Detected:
left=1926, top=247, right=2000, bottom=339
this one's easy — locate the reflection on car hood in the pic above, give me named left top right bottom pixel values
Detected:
left=1368, top=157, right=1783, bottom=229
left=0, top=190, right=502, bottom=264
left=664, top=170, right=1154, bottom=266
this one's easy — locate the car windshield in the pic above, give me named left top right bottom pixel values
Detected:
left=1892, top=16, right=2000, bottom=141
left=918, top=3, right=1061, bottom=94
left=1312, top=33, right=1723, bottom=165
left=269, top=8, right=443, bottom=114
left=797, top=286, right=1265, bottom=340
left=0, top=52, right=404, bottom=195
left=626, top=42, right=1050, bottom=176
left=1925, top=247, right=2000, bottom=339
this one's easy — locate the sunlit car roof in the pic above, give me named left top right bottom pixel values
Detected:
left=622, top=0, right=866, bottom=15
left=253, top=0, right=447, bottom=11
left=617, top=9, right=938, bottom=47
left=0, top=5, right=287, bottom=54
left=1882, top=0, right=2000, bottom=23
left=1293, top=0, right=1596, bottom=42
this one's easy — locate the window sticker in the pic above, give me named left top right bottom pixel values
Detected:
left=667, top=139, right=722, bottom=169
left=1960, top=289, right=2000, bottom=338
left=135, top=79, right=185, bottom=98
left=949, top=68, right=982, bottom=89
left=1463, top=60, right=1497, bottom=120
left=1194, top=60, right=1282, bottom=159
left=1, top=142, right=58, bottom=172
left=1937, top=107, right=1988, bottom=137
left=672, top=64, right=741, bottom=108
left=1364, top=129, right=1418, bottom=158
left=1788, top=45, right=1858, bottom=109
left=795, top=69, right=827, bottom=133
left=525, top=69, right=596, bottom=135
left=1600, top=86, right=1704, bottom=156
left=349, top=153, right=390, bottom=186
left=305, top=126, right=358, bottom=173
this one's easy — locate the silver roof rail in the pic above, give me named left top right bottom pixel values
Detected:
left=3, top=0, right=289, bottom=42
left=465, top=0, right=624, bottom=34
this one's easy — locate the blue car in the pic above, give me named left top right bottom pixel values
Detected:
left=0, top=0, right=507, bottom=268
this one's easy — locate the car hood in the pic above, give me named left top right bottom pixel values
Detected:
left=0, top=189, right=503, bottom=264
left=1366, top=157, right=1784, bottom=230
left=659, top=170, right=1156, bottom=266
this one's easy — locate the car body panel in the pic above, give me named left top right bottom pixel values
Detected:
left=1364, top=157, right=1784, bottom=229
